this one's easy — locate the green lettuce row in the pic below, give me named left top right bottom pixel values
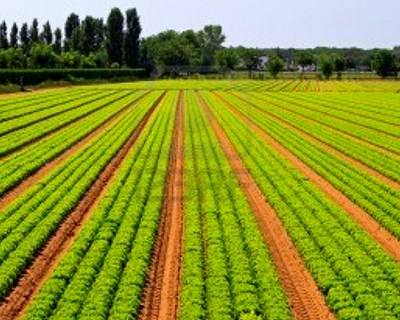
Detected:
left=0, top=92, right=163, bottom=300
left=0, top=90, right=129, bottom=156
left=0, top=88, right=78, bottom=110
left=0, top=90, right=148, bottom=196
left=219, top=92, right=400, bottom=239
left=22, top=91, right=175, bottom=320
left=0, top=89, right=94, bottom=122
left=203, top=92, right=400, bottom=320
left=0, top=89, right=113, bottom=136
left=179, top=92, right=291, bottom=320
left=293, top=92, right=400, bottom=125
left=255, top=92, right=400, bottom=154
left=232, top=91, right=400, bottom=183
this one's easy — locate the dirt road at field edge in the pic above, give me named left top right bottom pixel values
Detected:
left=0, top=92, right=166, bottom=320
left=197, top=93, right=335, bottom=320
left=140, top=91, right=184, bottom=320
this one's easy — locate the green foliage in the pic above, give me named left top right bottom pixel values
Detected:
left=372, top=49, right=397, bottom=78
left=107, top=7, right=124, bottom=65
left=0, top=21, right=8, bottom=49
left=198, top=25, right=226, bottom=65
left=215, top=48, right=239, bottom=72
left=296, top=50, right=315, bottom=70
left=40, top=21, right=53, bottom=45
left=10, top=23, right=18, bottom=48
left=30, top=18, right=39, bottom=44
left=29, top=43, right=57, bottom=68
left=319, top=55, right=334, bottom=79
left=124, top=8, right=141, bottom=67
left=268, top=55, right=285, bottom=78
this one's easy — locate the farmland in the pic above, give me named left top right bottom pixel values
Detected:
left=0, top=80, right=399, bottom=320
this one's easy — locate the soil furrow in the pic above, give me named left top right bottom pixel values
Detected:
left=216, top=92, right=400, bottom=190
left=0, top=92, right=166, bottom=320
left=197, top=93, right=334, bottom=320
left=216, top=94, right=400, bottom=262
left=0, top=91, right=150, bottom=212
left=140, top=91, right=184, bottom=320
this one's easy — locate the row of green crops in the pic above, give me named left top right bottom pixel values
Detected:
left=252, top=92, right=400, bottom=154
left=0, top=91, right=163, bottom=300
left=215, top=92, right=400, bottom=239
left=264, top=92, right=400, bottom=138
left=0, top=90, right=149, bottom=196
left=23, top=91, right=177, bottom=320
left=201, top=91, right=400, bottom=320
left=0, top=90, right=134, bottom=156
left=0, top=89, right=99, bottom=123
left=179, top=91, right=291, bottom=320
left=0, top=89, right=108, bottom=136
left=229, top=91, right=400, bottom=183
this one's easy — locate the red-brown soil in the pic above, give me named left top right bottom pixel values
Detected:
left=0, top=92, right=150, bottom=212
left=0, top=92, right=166, bottom=320
left=216, top=93, right=400, bottom=262
left=198, top=93, right=335, bottom=320
left=140, top=92, right=184, bottom=320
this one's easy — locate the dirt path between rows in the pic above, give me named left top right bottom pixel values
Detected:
left=242, top=92, right=400, bottom=160
left=215, top=94, right=400, bottom=263
left=0, top=92, right=166, bottom=320
left=221, top=92, right=400, bottom=190
left=140, top=92, right=184, bottom=320
left=197, top=94, right=335, bottom=320
left=0, top=92, right=150, bottom=212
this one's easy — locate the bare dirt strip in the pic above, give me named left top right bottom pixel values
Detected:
left=0, top=91, right=150, bottom=212
left=215, top=93, right=400, bottom=263
left=197, top=94, right=335, bottom=320
left=225, top=92, right=400, bottom=189
left=0, top=92, right=166, bottom=320
left=243, top=92, right=400, bottom=159
left=140, top=92, right=184, bottom=320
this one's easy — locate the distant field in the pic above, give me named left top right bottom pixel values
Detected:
left=0, top=80, right=399, bottom=320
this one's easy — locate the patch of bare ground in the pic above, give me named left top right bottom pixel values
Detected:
left=0, top=92, right=166, bottom=320
left=0, top=92, right=150, bottom=212
left=215, top=93, right=400, bottom=263
left=197, top=93, right=335, bottom=320
left=140, top=91, right=184, bottom=320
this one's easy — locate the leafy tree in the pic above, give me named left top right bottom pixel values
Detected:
left=124, top=8, right=142, bottom=67
left=106, top=7, right=124, bottom=65
left=20, top=23, right=30, bottom=53
left=30, top=19, right=40, bottom=44
left=372, top=49, right=397, bottom=78
left=0, top=48, right=26, bottom=68
left=215, top=48, right=239, bottom=73
left=10, top=23, right=18, bottom=48
left=29, top=43, right=56, bottom=68
left=268, top=55, right=285, bottom=78
left=64, top=13, right=80, bottom=50
left=40, top=21, right=53, bottom=45
left=198, top=25, right=225, bottom=65
left=93, top=19, right=105, bottom=51
left=70, top=27, right=82, bottom=51
left=56, top=50, right=82, bottom=68
left=319, top=55, right=334, bottom=79
left=54, top=28, right=62, bottom=54
left=80, top=16, right=97, bottom=55
left=333, top=55, right=345, bottom=79
left=0, top=21, right=9, bottom=49
left=238, top=48, right=261, bottom=76
left=296, top=50, right=314, bottom=72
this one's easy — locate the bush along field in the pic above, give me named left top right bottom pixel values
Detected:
left=0, top=80, right=399, bottom=320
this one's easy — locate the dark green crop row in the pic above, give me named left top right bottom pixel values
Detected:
left=23, top=91, right=176, bottom=320
left=202, top=91, right=400, bottom=320
left=0, top=90, right=149, bottom=196
left=0, top=92, right=163, bottom=300
left=179, top=91, right=291, bottom=320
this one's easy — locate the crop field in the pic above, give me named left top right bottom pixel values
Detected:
left=0, top=80, right=399, bottom=320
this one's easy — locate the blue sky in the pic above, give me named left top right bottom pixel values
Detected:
left=2, top=0, right=399, bottom=48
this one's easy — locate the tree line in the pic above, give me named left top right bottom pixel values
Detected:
left=0, top=7, right=398, bottom=78
left=0, top=7, right=141, bottom=69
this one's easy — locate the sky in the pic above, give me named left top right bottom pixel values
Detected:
left=2, top=0, right=399, bottom=49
